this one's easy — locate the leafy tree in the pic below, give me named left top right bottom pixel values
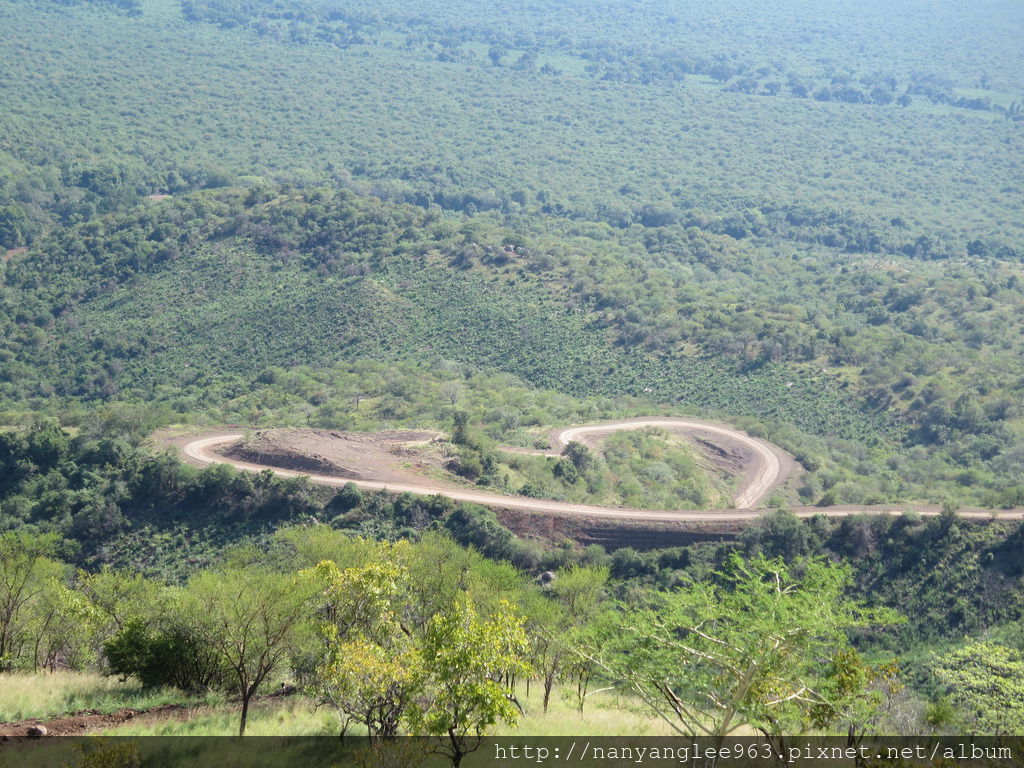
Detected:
left=78, top=567, right=163, bottom=640
left=444, top=504, right=513, bottom=556
left=548, top=565, right=609, bottom=714
left=316, top=636, right=419, bottom=740
left=810, top=648, right=902, bottom=744
left=330, top=481, right=363, bottom=512
left=24, top=421, right=70, bottom=469
left=29, top=580, right=101, bottom=671
left=407, top=594, right=531, bottom=767
left=561, top=441, right=596, bottom=475
left=302, top=552, right=418, bottom=738
left=184, top=568, right=313, bottom=735
left=579, top=555, right=899, bottom=742
left=740, top=509, right=817, bottom=560
left=103, top=615, right=233, bottom=693
left=451, top=411, right=470, bottom=445
left=0, top=532, right=64, bottom=671
left=524, top=564, right=609, bottom=713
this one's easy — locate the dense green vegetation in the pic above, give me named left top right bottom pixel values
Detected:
left=9, top=515, right=1024, bottom=740
left=0, top=0, right=1022, bottom=744
left=1, top=0, right=1021, bottom=253
left=0, top=529, right=918, bottom=743
left=2, top=185, right=1023, bottom=507
left=4, top=412, right=1024, bottom=737
left=491, top=429, right=732, bottom=510
left=0, top=0, right=1021, bottom=511
left=445, top=423, right=733, bottom=510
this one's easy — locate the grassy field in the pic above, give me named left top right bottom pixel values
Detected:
left=0, top=671, right=205, bottom=723
left=100, top=686, right=677, bottom=737
left=0, top=672, right=674, bottom=737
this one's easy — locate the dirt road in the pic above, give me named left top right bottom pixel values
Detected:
left=550, top=418, right=787, bottom=508
left=180, top=423, right=1024, bottom=522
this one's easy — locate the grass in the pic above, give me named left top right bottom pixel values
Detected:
left=0, top=671, right=208, bottom=723
left=101, top=697, right=340, bottom=736
left=495, top=684, right=679, bottom=737
left=490, top=428, right=734, bottom=511
left=0, top=671, right=681, bottom=737
left=95, top=683, right=675, bottom=737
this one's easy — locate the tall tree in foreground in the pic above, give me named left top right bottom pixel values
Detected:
left=524, top=564, right=609, bottom=713
left=0, top=532, right=64, bottom=671
left=302, top=551, right=419, bottom=739
left=580, top=555, right=898, bottom=741
left=407, top=594, right=531, bottom=768
left=185, top=568, right=312, bottom=735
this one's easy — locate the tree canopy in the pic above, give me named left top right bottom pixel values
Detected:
left=582, top=555, right=900, bottom=739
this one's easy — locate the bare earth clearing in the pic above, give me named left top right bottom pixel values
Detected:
left=173, top=420, right=1024, bottom=526
left=176, top=418, right=790, bottom=519
left=0, top=688, right=300, bottom=738
left=0, top=704, right=191, bottom=738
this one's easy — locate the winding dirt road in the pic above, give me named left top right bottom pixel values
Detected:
left=180, top=421, right=1024, bottom=523
left=550, top=419, right=784, bottom=509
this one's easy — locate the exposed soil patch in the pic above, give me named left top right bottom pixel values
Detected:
left=0, top=704, right=191, bottom=738
left=0, top=687, right=299, bottom=740
left=497, top=508, right=741, bottom=551
left=219, top=428, right=449, bottom=487
left=2, top=247, right=27, bottom=262
left=691, top=436, right=747, bottom=475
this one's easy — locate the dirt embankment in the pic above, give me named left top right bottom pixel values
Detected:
left=496, top=508, right=742, bottom=551
left=225, top=430, right=360, bottom=478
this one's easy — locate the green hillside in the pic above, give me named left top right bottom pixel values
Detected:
left=1, top=0, right=1024, bottom=743
left=2, top=185, right=1023, bottom=506
left=1, top=0, right=1021, bottom=253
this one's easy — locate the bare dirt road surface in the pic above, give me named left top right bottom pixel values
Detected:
left=182, top=417, right=789, bottom=515
left=178, top=421, right=1024, bottom=523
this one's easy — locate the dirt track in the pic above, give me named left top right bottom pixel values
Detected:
left=550, top=418, right=788, bottom=508
left=0, top=704, right=191, bottom=738
left=179, top=422, right=1024, bottom=523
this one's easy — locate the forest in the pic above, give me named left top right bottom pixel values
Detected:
left=0, top=0, right=1022, bottom=754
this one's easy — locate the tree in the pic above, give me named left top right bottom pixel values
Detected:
left=29, top=581, right=101, bottom=671
left=549, top=565, right=609, bottom=714
left=103, top=613, right=233, bottom=693
left=521, top=592, right=565, bottom=712
left=184, top=568, right=312, bottom=735
left=931, top=642, right=1024, bottom=734
left=561, top=440, right=595, bottom=473
left=302, top=552, right=418, bottom=739
left=79, top=567, right=163, bottom=642
left=316, top=636, right=419, bottom=740
left=407, top=594, right=531, bottom=767
left=810, top=648, right=902, bottom=745
left=579, top=555, right=898, bottom=742
left=451, top=411, right=470, bottom=445
left=0, top=532, right=64, bottom=671
left=524, top=565, right=609, bottom=713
